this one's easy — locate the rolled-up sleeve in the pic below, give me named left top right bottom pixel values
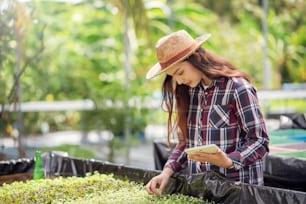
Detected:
left=164, top=143, right=188, bottom=172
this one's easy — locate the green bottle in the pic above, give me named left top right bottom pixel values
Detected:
left=33, top=151, right=45, bottom=180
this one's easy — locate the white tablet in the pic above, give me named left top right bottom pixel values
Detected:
left=184, top=144, right=219, bottom=154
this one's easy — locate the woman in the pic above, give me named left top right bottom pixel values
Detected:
left=145, top=30, right=269, bottom=196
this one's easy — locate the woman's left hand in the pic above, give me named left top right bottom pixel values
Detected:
left=187, top=148, right=233, bottom=168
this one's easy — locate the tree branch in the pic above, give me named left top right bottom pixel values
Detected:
left=7, top=24, right=46, bottom=103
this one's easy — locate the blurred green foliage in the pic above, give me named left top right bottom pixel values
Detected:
left=275, top=151, right=306, bottom=159
left=0, top=0, right=305, bottom=138
left=39, top=144, right=96, bottom=159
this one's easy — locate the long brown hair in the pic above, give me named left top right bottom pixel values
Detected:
left=161, top=48, right=251, bottom=147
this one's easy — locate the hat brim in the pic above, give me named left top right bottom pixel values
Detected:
left=146, top=33, right=211, bottom=79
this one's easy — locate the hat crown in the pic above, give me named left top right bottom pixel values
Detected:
left=146, top=30, right=210, bottom=79
left=156, top=30, right=195, bottom=63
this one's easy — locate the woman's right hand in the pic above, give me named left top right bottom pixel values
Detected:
left=145, top=168, right=173, bottom=196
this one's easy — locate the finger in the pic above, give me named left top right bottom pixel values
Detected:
left=145, top=182, right=154, bottom=195
left=216, top=149, right=223, bottom=155
left=151, top=180, right=161, bottom=195
left=159, top=181, right=167, bottom=195
left=147, top=188, right=154, bottom=195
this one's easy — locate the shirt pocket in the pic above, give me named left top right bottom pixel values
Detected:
left=209, top=104, right=232, bottom=128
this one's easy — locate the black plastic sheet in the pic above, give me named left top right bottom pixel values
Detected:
left=279, top=113, right=306, bottom=129
left=153, top=140, right=171, bottom=171
left=240, top=184, right=306, bottom=204
left=0, top=158, right=34, bottom=175
left=167, top=171, right=241, bottom=204
left=264, top=154, right=306, bottom=192
left=153, top=141, right=171, bottom=170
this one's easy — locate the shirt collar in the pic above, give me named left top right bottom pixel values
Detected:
left=189, top=77, right=228, bottom=93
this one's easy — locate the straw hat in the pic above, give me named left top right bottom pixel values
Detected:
left=146, top=30, right=211, bottom=79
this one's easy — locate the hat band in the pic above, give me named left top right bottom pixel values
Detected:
left=160, top=42, right=197, bottom=69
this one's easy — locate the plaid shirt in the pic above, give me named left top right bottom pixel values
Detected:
left=164, top=77, right=269, bottom=185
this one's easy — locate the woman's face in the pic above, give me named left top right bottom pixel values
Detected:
left=166, top=61, right=203, bottom=88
